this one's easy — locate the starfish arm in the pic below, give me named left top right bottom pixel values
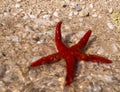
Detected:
left=75, top=53, right=112, bottom=63
left=31, top=53, right=62, bottom=67
left=71, top=30, right=92, bottom=51
left=55, top=21, right=67, bottom=53
left=86, top=54, right=112, bottom=63
left=64, top=53, right=76, bottom=86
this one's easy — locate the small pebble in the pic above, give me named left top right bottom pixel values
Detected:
left=107, top=22, right=114, bottom=29
left=37, top=39, right=45, bottom=44
left=70, top=2, right=81, bottom=11
left=43, top=14, right=51, bottom=19
left=16, top=0, right=22, bottom=2
left=108, top=8, right=113, bottom=14
left=89, top=3, right=94, bottom=8
left=97, top=47, right=104, bottom=55
left=11, top=36, right=19, bottom=42
left=64, top=25, right=70, bottom=30
left=0, top=81, right=5, bottom=87
left=111, top=43, right=118, bottom=53
left=69, top=11, right=74, bottom=17
left=92, top=85, right=102, bottom=92
left=73, top=11, right=78, bottom=15
left=15, top=4, right=21, bottom=8
left=53, top=11, right=59, bottom=17
left=22, top=13, right=28, bottom=19
left=98, top=74, right=113, bottom=82
left=79, top=9, right=89, bottom=17
left=25, top=25, right=33, bottom=32
left=54, top=18, right=60, bottom=22
left=75, top=6, right=82, bottom=11
left=32, top=56, right=42, bottom=62
left=79, top=18, right=84, bottom=22
left=70, top=2, right=78, bottom=9
left=4, top=11, right=10, bottom=16
left=29, top=14, right=37, bottom=19
left=92, top=13, right=98, bottom=17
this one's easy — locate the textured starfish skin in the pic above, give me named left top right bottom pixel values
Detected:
left=31, top=21, right=112, bottom=86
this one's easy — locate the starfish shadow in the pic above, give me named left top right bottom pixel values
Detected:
left=83, top=36, right=97, bottom=52
left=64, top=32, right=75, bottom=46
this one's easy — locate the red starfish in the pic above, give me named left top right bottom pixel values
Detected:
left=31, top=21, right=112, bottom=86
